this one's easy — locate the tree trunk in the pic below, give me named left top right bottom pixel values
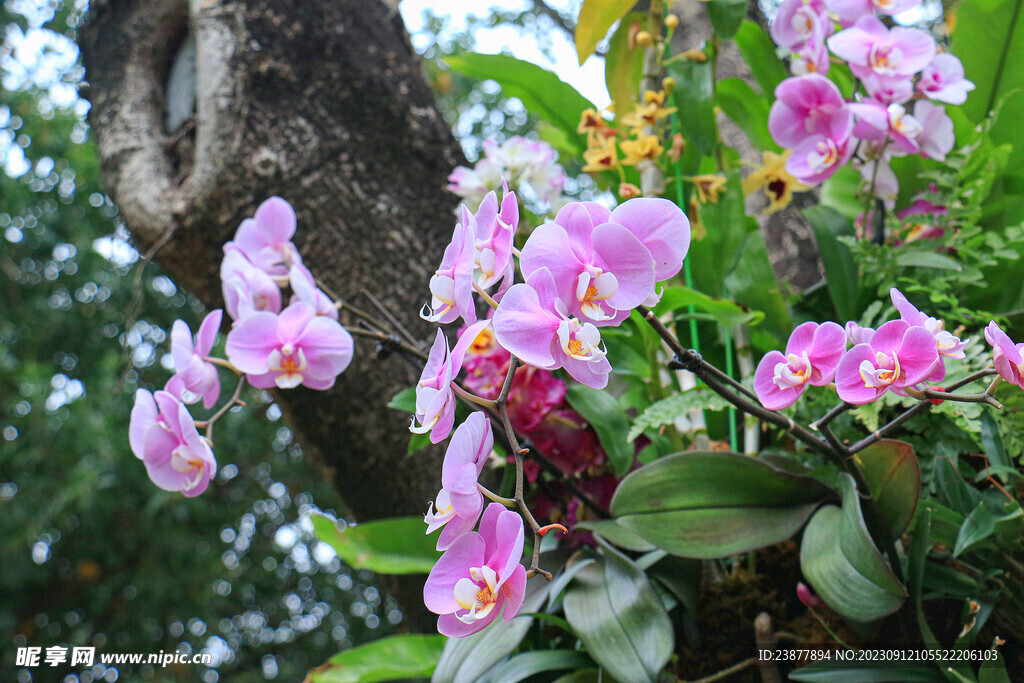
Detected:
left=80, top=0, right=464, bottom=628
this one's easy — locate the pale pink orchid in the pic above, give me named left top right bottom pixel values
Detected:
left=769, top=75, right=853, bottom=149
left=890, top=288, right=967, bottom=381
left=771, top=0, right=829, bottom=50
left=913, top=101, right=955, bottom=162
left=289, top=263, right=339, bottom=320
left=846, top=321, right=876, bottom=345
left=826, top=0, right=921, bottom=24
left=492, top=268, right=612, bottom=390
left=609, top=197, right=691, bottom=285
left=471, top=186, right=518, bottom=294
left=225, top=302, right=353, bottom=390
left=165, top=310, right=223, bottom=409
left=448, top=159, right=505, bottom=208
left=984, top=322, right=1024, bottom=389
left=850, top=99, right=922, bottom=154
left=484, top=136, right=555, bottom=172
left=835, top=320, right=939, bottom=404
left=788, top=133, right=855, bottom=184
left=423, top=503, right=527, bottom=637
left=860, top=73, right=914, bottom=105
left=791, top=39, right=832, bottom=76
left=754, top=321, right=846, bottom=410
left=918, top=54, right=975, bottom=105
left=129, top=389, right=217, bottom=497
left=411, top=321, right=490, bottom=443
left=519, top=202, right=656, bottom=324
left=225, top=196, right=302, bottom=277
left=425, top=412, right=495, bottom=551
left=827, top=16, right=935, bottom=82
left=859, top=155, right=900, bottom=201
left=221, top=248, right=283, bottom=321
left=421, top=215, right=477, bottom=327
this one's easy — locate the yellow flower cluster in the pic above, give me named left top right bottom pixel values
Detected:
left=579, top=89, right=678, bottom=182
left=742, top=151, right=808, bottom=214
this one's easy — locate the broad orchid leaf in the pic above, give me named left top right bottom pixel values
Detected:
left=722, top=230, right=791, bottom=346
left=574, top=519, right=656, bottom=552
left=653, top=284, right=764, bottom=328
left=804, top=205, right=861, bottom=322
left=800, top=474, right=907, bottom=622
left=854, top=439, right=921, bottom=541
left=565, top=384, right=634, bottom=476
left=562, top=542, right=674, bottom=683
left=311, top=514, right=439, bottom=574
left=788, top=662, right=946, bottom=682
left=574, top=0, right=636, bottom=64
left=611, top=452, right=835, bottom=558
left=484, top=650, right=595, bottom=683
left=309, top=634, right=446, bottom=683
left=733, top=21, right=787, bottom=96
left=706, top=0, right=747, bottom=39
left=686, top=171, right=747, bottom=297
left=445, top=53, right=592, bottom=154
left=605, top=12, right=653, bottom=128
left=716, top=77, right=780, bottom=152
left=433, top=579, right=551, bottom=683
left=668, top=58, right=717, bottom=155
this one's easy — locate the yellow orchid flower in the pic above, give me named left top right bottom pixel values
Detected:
left=620, top=135, right=664, bottom=165
left=583, top=136, right=619, bottom=172
left=690, top=174, right=728, bottom=204
left=742, top=151, right=809, bottom=214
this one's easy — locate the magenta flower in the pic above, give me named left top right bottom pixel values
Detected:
left=520, top=202, right=656, bottom=324
left=827, top=16, right=935, bottom=82
left=129, top=389, right=217, bottom=497
left=412, top=321, right=490, bottom=443
left=835, top=320, right=939, bottom=404
left=913, top=101, right=954, bottom=162
left=425, top=412, right=494, bottom=550
left=221, top=248, right=282, bottom=321
left=421, top=214, right=477, bottom=327
left=165, top=310, right=223, bottom=409
left=788, top=133, right=854, bottom=184
left=890, top=288, right=967, bottom=382
left=608, top=197, right=691, bottom=284
left=791, top=39, right=831, bottom=76
left=850, top=99, right=923, bottom=154
left=845, top=321, right=875, bottom=345
left=861, top=73, right=914, bottom=105
left=826, top=0, right=921, bottom=24
left=754, top=321, right=846, bottom=410
left=771, top=0, right=829, bottom=50
left=471, top=186, right=518, bottom=294
left=289, top=263, right=338, bottom=320
left=984, top=322, right=1024, bottom=389
left=492, top=268, right=612, bottom=390
left=768, top=75, right=852, bottom=149
left=225, top=196, right=302, bottom=277
left=918, top=54, right=975, bottom=105
left=225, top=302, right=354, bottom=390
left=423, top=502, right=527, bottom=637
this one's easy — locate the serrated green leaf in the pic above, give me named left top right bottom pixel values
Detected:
left=565, top=384, right=634, bottom=476
left=562, top=543, right=674, bottom=683
left=611, top=452, right=834, bottom=557
left=311, top=515, right=439, bottom=574
left=627, top=389, right=731, bottom=443
left=309, top=634, right=446, bottom=683
left=575, top=0, right=636, bottom=64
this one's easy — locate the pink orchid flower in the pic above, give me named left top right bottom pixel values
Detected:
left=826, top=0, right=921, bottom=25
left=225, top=302, right=354, bottom=390
left=225, top=196, right=302, bottom=277
left=755, top=321, right=846, bottom=410
left=411, top=321, right=490, bottom=443
left=859, top=155, right=900, bottom=201
left=913, top=101, right=954, bottom=162
left=221, top=248, right=283, bottom=321
left=771, top=0, right=829, bottom=50
left=520, top=202, right=656, bottom=324
left=423, top=502, right=528, bottom=637
left=608, top=197, right=691, bottom=285
left=918, top=54, right=975, bottom=105
left=835, top=320, right=939, bottom=404
left=860, top=73, right=914, bottom=105
left=890, top=288, right=967, bottom=383
left=471, top=185, right=518, bottom=295
left=791, top=38, right=832, bottom=76
left=130, top=389, right=217, bottom=497
left=788, top=133, right=855, bottom=184
left=850, top=99, right=923, bottom=154
left=421, top=214, right=477, bottom=327
left=484, top=136, right=555, bottom=171
left=827, top=16, right=935, bottom=82
left=769, top=75, right=852, bottom=149
left=165, top=310, right=223, bottom=409
left=289, top=263, right=338, bottom=320
left=845, top=321, right=876, bottom=345
left=492, top=268, right=612, bottom=390
left=984, top=322, right=1024, bottom=389
left=425, top=412, right=495, bottom=550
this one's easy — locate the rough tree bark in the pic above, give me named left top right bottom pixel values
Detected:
left=80, top=0, right=465, bottom=625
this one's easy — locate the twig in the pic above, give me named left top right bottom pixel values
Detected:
left=205, top=375, right=247, bottom=444
left=361, top=287, right=420, bottom=348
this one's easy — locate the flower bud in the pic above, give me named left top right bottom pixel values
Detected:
left=665, top=14, right=679, bottom=29
left=635, top=31, right=654, bottom=48
left=662, top=76, right=676, bottom=94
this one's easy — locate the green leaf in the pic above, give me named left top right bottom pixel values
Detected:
left=311, top=515, right=439, bottom=574
left=896, top=251, right=967, bottom=271
left=804, top=206, right=860, bottom=322
left=953, top=498, right=1023, bottom=557
left=575, top=0, right=636, bottom=64
left=627, top=389, right=732, bottom=443
left=686, top=171, right=747, bottom=297
left=552, top=671, right=602, bottom=683
left=574, top=519, right=656, bottom=552
left=706, top=0, right=747, bottom=39
left=565, top=384, right=634, bottom=476
left=854, top=439, right=921, bottom=541
left=387, top=386, right=417, bottom=413
left=433, top=580, right=551, bottom=683
left=668, top=58, right=717, bottom=155
left=978, top=642, right=1013, bottom=683
left=715, top=77, right=779, bottom=151
left=605, top=13, right=653, bottom=127
left=723, top=230, right=792, bottom=345
left=979, top=411, right=1010, bottom=473
left=408, top=431, right=432, bottom=456
left=653, top=284, right=764, bottom=328
left=446, top=53, right=592, bottom=153
left=611, top=452, right=835, bottom=558
left=788, top=661, right=947, bottom=682
left=486, top=650, right=595, bottom=683
left=733, top=21, right=788, bottom=96
left=562, top=543, right=674, bottom=683
left=309, top=634, right=446, bottom=683
left=800, top=474, right=907, bottom=623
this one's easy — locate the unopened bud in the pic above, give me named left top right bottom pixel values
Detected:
left=665, top=14, right=679, bottom=29
left=662, top=76, right=676, bottom=94
left=636, top=31, right=654, bottom=48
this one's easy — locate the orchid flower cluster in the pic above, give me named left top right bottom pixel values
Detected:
left=129, top=198, right=354, bottom=497
left=447, top=136, right=570, bottom=215
left=754, top=286, right=1024, bottom=411
left=418, top=181, right=690, bottom=636
left=768, top=0, right=975, bottom=198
